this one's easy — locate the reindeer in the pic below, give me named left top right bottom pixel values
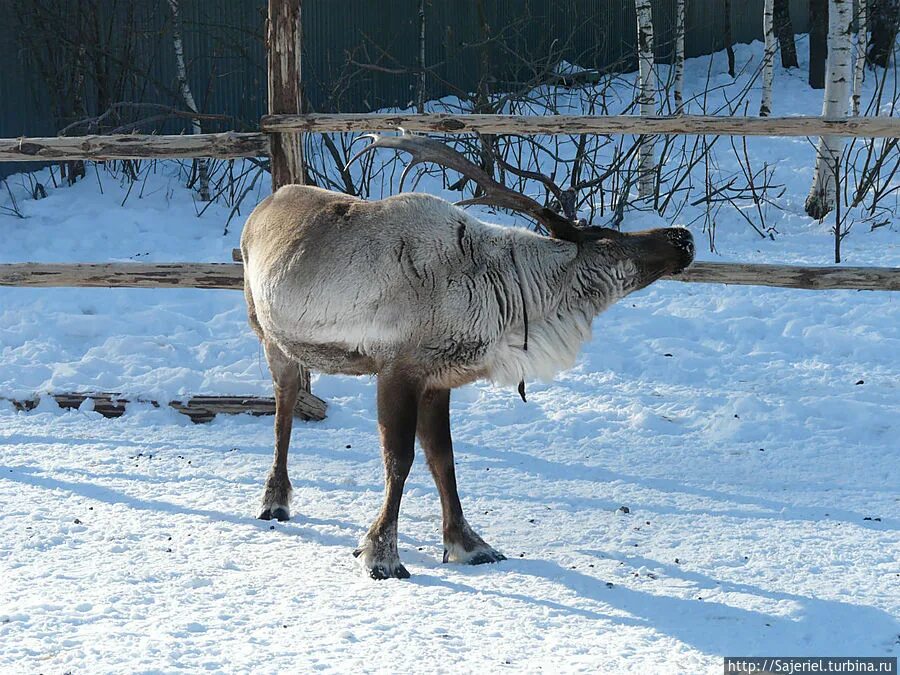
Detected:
left=240, top=132, right=694, bottom=579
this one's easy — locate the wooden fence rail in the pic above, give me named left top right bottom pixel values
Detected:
left=260, top=113, right=900, bottom=138
left=2, top=115, right=900, bottom=165
left=0, top=262, right=244, bottom=289
left=0, top=132, right=269, bottom=162
left=1, top=261, right=898, bottom=292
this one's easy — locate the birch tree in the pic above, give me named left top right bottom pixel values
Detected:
left=635, top=0, right=657, bottom=198
left=853, top=0, right=867, bottom=115
left=168, top=0, right=210, bottom=201
left=674, top=0, right=686, bottom=112
left=805, top=0, right=853, bottom=219
left=760, top=0, right=776, bottom=116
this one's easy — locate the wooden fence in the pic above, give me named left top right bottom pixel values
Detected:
left=1, top=1, right=898, bottom=421
left=1, top=260, right=898, bottom=292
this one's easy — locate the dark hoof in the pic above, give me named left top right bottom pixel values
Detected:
left=369, top=563, right=410, bottom=580
left=469, top=550, right=506, bottom=565
left=444, top=547, right=506, bottom=565
left=258, top=507, right=290, bottom=522
left=353, top=549, right=410, bottom=579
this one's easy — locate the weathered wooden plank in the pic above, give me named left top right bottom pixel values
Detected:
left=2, top=116, right=897, bottom=165
left=2, top=261, right=898, bottom=292
left=2, top=116, right=895, bottom=166
left=261, top=113, right=900, bottom=138
left=0, top=132, right=269, bottom=162
left=0, top=262, right=244, bottom=289
left=7, top=391, right=327, bottom=423
left=670, top=261, right=900, bottom=290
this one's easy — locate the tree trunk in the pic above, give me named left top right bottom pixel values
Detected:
left=761, top=0, right=777, bottom=116
left=473, top=0, right=496, bottom=185
left=853, top=0, right=868, bottom=114
left=806, top=0, right=853, bottom=219
left=810, top=0, right=829, bottom=88
left=867, top=0, right=899, bottom=66
left=674, top=0, right=685, bottom=112
left=65, top=41, right=88, bottom=186
left=168, top=0, right=210, bottom=201
left=417, top=0, right=427, bottom=114
left=774, top=0, right=799, bottom=67
left=635, top=0, right=657, bottom=199
left=724, top=0, right=736, bottom=77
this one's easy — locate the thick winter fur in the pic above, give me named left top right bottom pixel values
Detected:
left=241, top=184, right=693, bottom=578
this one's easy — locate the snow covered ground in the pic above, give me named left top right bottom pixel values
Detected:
left=1, top=41, right=899, bottom=673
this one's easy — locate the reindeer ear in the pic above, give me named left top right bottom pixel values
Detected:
left=539, top=209, right=587, bottom=242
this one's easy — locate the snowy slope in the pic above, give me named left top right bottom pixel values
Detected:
left=1, top=41, right=899, bottom=673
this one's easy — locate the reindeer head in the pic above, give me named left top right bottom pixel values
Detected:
left=578, top=225, right=694, bottom=294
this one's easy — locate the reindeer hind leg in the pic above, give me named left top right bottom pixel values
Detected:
left=417, top=389, right=505, bottom=565
left=354, top=369, right=420, bottom=579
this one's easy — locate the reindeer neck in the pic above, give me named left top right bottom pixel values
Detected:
left=505, top=231, right=580, bottom=319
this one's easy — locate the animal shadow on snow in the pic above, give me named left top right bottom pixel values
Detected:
left=416, top=556, right=899, bottom=657
left=4, top=465, right=361, bottom=550
left=460, top=442, right=900, bottom=531
left=429, top=440, right=899, bottom=655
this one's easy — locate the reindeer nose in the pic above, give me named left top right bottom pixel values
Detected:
left=666, top=228, right=694, bottom=271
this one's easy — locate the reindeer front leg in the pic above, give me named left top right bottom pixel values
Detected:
left=354, top=369, right=420, bottom=579
left=417, top=388, right=506, bottom=565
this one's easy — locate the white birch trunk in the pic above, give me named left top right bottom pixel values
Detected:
left=168, top=0, right=210, bottom=201
left=635, top=0, right=657, bottom=199
left=805, top=0, right=854, bottom=219
left=852, top=0, right=867, bottom=115
left=760, top=0, right=777, bottom=116
left=674, top=0, right=686, bottom=112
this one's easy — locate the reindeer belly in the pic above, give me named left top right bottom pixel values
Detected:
left=260, top=294, right=432, bottom=377
left=274, top=336, right=377, bottom=375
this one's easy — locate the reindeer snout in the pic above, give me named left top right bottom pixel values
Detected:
left=666, top=228, right=694, bottom=273
left=612, top=226, right=696, bottom=290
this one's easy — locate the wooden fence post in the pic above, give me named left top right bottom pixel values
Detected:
left=267, top=0, right=311, bottom=393
left=268, top=0, right=306, bottom=187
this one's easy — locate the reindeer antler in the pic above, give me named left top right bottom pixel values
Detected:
left=344, top=129, right=586, bottom=242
